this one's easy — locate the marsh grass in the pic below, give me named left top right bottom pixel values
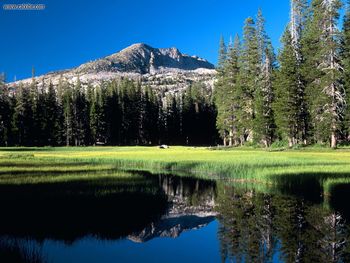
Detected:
left=1, top=146, right=350, bottom=196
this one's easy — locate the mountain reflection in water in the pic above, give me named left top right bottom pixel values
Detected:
left=0, top=172, right=350, bottom=263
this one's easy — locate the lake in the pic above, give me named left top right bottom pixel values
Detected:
left=0, top=171, right=349, bottom=262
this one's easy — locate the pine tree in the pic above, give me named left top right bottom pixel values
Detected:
left=321, top=0, right=344, bottom=148
left=215, top=35, right=242, bottom=146
left=182, top=86, right=196, bottom=145
left=71, top=78, right=90, bottom=146
left=12, top=84, right=35, bottom=146
left=34, top=81, right=47, bottom=145
left=274, top=29, right=302, bottom=147
left=193, top=83, right=218, bottom=145
left=105, top=80, right=122, bottom=145
left=301, top=0, right=328, bottom=144
left=274, top=0, right=308, bottom=147
left=254, top=45, right=276, bottom=147
left=218, top=35, right=227, bottom=72
left=256, top=8, right=268, bottom=63
left=0, top=75, right=12, bottom=146
left=142, top=86, right=160, bottom=145
left=290, top=0, right=308, bottom=59
left=61, top=79, right=73, bottom=146
left=45, top=82, right=61, bottom=145
left=88, top=85, right=106, bottom=145
left=165, top=95, right=181, bottom=145
left=254, top=10, right=276, bottom=147
left=303, top=0, right=344, bottom=148
left=119, top=79, right=142, bottom=145
left=292, top=0, right=309, bottom=145
left=342, top=0, right=350, bottom=141
left=239, top=17, right=260, bottom=142
left=214, top=35, right=229, bottom=145
left=88, top=85, right=97, bottom=145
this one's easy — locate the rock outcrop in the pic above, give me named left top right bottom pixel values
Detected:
left=9, top=43, right=216, bottom=94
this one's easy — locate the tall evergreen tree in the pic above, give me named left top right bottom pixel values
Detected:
left=256, top=8, right=268, bottom=63
left=45, top=82, right=61, bottom=145
left=0, top=75, right=12, bottom=146
left=142, top=86, right=160, bottom=145
left=290, top=0, right=308, bottom=59
left=321, top=0, right=344, bottom=148
left=182, top=86, right=196, bottom=145
left=71, top=78, right=90, bottom=146
left=12, top=84, right=35, bottom=146
left=239, top=17, right=260, bottom=142
left=61, top=79, right=73, bottom=146
left=218, top=35, right=227, bottom=72
left=302, top=0, right=344, bottom=148
left=254, top=45, right=276, bottom=147
left=274, top=30, right=302, bottom=147
left=292, top=0, right=309, bottom=144
left=274, top=0, right=308, bottom=147
left=88, top=85, right=106, bottom=145
left=342, top=0, right=350, bottom=141
left=165, top=95, right=181, bottom=145
left=119, top=79, right=142, bottom=145
left=215, top=35, right=242, bottom=146
left=33, top=81, right=46, bottom=146
left=254, top=10, right=276, bottom=147
left=105, top=80, right=122, bottom=145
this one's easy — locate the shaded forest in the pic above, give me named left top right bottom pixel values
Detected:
left=0, top=77, right=218, bottom=146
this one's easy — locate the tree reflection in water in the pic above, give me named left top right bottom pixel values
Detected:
left=216, top=184, right=350, bottom=263
left=0, top=172, right=350, bottom=262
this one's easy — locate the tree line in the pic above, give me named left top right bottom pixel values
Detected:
left=216, top=186, right=349, bottom=262
left=215, top=0, right=350, bottom=148
left=3, top=0, right=350, bottom=148
left=0, top=76, right=218, bottom=146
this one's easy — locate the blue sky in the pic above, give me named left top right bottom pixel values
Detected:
left=1, top=0, right=292, bottom=81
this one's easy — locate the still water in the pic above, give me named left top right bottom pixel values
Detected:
left=0, top=172, right=349, bottom=262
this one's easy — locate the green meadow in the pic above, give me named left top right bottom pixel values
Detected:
left=1, top=146, right=350, bottom=195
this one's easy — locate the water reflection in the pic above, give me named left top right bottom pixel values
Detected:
left=216, top=185, right=350, bottom=263
left=0, top=172, right=350, bottom=262
left=128, top=174, right=217, bottom=242
left=0, top=177, right=168, bottom=241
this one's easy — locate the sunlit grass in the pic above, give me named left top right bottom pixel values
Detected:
left=1, top=146, right=350, bottom=195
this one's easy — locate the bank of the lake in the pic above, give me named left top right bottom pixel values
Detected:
left=1, top=146, right=350, bottom=195
left=1, top=146, right=350, bottom=262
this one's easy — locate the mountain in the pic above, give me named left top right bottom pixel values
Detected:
left=9, top=43, right=216, bottom=93
left=75, top=43, right=215, bottom=74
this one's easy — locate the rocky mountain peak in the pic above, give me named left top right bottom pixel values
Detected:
left=73, top=43, right=214, bottom=75
left=9, top=43, right=216, bottom=94
left=158, top=47, right=181, bottom=60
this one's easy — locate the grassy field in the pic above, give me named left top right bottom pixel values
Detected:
left=1, top=146, right=350, bottom=194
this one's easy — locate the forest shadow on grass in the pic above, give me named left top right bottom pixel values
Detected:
left=0, top=161, right=92, bottom=168
left=0, top=148, right=56, bottom=152
left=0, top=168, right=119, bottom=177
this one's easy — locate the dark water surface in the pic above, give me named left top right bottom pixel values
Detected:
left=0, top=172, right=350, bottom=262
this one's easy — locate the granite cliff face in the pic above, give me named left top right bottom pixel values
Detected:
left=10, top=43, right=216, bottom=93
left=74, top=43, right=215, bottom=74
